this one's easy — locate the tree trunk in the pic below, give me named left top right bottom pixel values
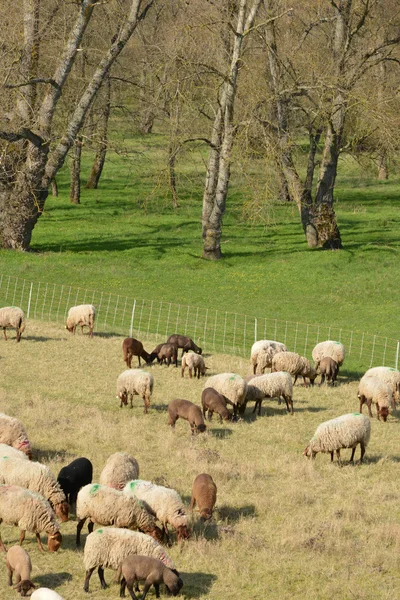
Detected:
left=70, top=136, right=82, bottom=204
left=85, top=76, right=111, bottom=189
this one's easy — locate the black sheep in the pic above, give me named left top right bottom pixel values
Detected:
left=57, top=457, right=93, bottom=507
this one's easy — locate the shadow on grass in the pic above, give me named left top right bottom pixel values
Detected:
left=24, top=336, right=64, bottom=342
left=34, top=572, right=73, bottom=589
left=209, top=428, right=233, bottom=439
left=217, top=504, right=257, bottom=523
left=178, top=571, right=217, bottom=598
left=32, top=448, right=76, bottom=463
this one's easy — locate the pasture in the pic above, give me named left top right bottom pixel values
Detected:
left=0, top=322, right=399, bottom=599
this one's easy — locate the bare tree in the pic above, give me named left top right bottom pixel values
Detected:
left=85, top=75, right=111, bottom=189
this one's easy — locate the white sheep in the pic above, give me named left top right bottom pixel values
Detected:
left=6, top=545, right=35, bottom=596
left=312, top=340, right=345, bottom=369
left=116, top=369, right=154, bottom=414
left=271, top=351, right=317, bottom=386
left=124, top=480, right=190, bottom=543
left=204, top=373, right=248, bottom=418
left=65, top=304, right=96, bottom=337
left=0, top=413, right=32, bottom=459
left=250, top=340, right=288, bottom=375
left=83, top=528, right=175, bottom=592
left=99, top=452, right=139, bottom=490
left=0, top=456, right=69, bottom=522
left=0, top=443, right=28, bottom=461
left=358, top=376, right=392, bottom=422
left=30, top=590, right=65, bottom=600
left=181, top=352, right=208, bottom=379
left=246, top=372, right=293, bottom=415
left=0, top=306, right=26, bottom=342
left=363, top=366, right=400, bottom=407
left=0, top=484, right=62, bottom=552
left=303, top=412, right=371, bottom=465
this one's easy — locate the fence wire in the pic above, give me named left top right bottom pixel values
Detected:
left=0, top=274, right=398, bottom=373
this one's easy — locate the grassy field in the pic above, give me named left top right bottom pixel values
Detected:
left=0, top=323, right=400, bottom=599
left=0, top=134, right=399, bottom=340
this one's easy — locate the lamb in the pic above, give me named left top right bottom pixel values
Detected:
left=201, top=388, right=232, bottom=422
left=116, top=369, right=154, bottom=414
left=83, top=528, right=176, bottom=592
left=190, top=474, right=217, bottom=522
left=0, top=456, right=69, bottom=522
left=0, top=307, right=26, bottom=342
left=167, top=399, right=207, bottom=435
left=0, top=413, right=32, bottom=459
left=362, top=366, right=400, bottom=408
left=149, top=343, right=179, bottom=368
left=30, top=590, right=65, bottom=600
left=0, top=484, right=62, bottom=552
left=99, top=452, right=139, bottom=490
left=312, top=340, right=345, bottom=369
left=358, top=376, right=392, bottom=422
left=271, top=351, right=317, bottom=386
left=204, top=373, right=248, bottom=418
left=0, top=444, right=28, bottom=461
left=181, top=352, right=208, bottom=379
left=65, top=304, right=96, bottom=337
left=6, top=545, right=35, bottom=596
left=76, top=483, right=163, bottom=546
left=318, top=357, right=339, bottom=386
left=124, top=480, right=190, bottom=543
left=166, top=334, right=202, bottom=357
left=250, top=340, right=288, bottom=375
left=303, top=412, right=371, bottom=465
left=245, top=371, right=293, bottom=415
left=57, top=457, right=93, bottom=507
left=123, top=338, right=152, bottom=368
left=119, top=555, right=183, bottom=600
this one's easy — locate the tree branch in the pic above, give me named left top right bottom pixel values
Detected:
left=0, top=128, right=44, bottom=147
left=4, top=78, right=60, bottom=90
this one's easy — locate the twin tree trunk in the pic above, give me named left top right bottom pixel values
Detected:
left=85, top=76, right=111, bottom=189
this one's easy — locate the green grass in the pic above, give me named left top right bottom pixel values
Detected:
left=0, top=133, right=399, bottom=342
left=0, top=322, right=400, bottom=600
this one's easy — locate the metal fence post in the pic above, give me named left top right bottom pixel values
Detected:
left=27, top=283, right=33, bottom=319
left=129, top=300, right=136, bottom=337
left=254, top=318, right=257, bottom=342
left=396, top=341, right=400, bottom=370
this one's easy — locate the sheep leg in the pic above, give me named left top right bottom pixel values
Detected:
left=358, top=441, right=366, bottom=464
left=120, top=576, right=127, bottom=598
left=7, top=564, right=12, bottom=585
left=2, top=328, right=7, bottom=341
left=181, top=366, right=185, bottom=378
left=208, top=410, right=213, bottom=421
left=349, top=446, right=356, bottom=463
left=0, top=532, right=6, bottom=552
left=293, top=374, right=298, bottom=386
left=190, top=496, right=196, bottom=511
left=257, top=400, right=262, bottom=416
left=376, top=403, right=381, bottom=421
left=336, top=450, right=342, bottom=467
left=366, top=400, right=373, bottom=418
left=35, top=533, right=45, bottom=552
left=98, top=566, right=107, bottom=589
left=88, top=520, right=94, bottom=534
left=125, top=579, right=140, bottom=600
left=320, top=373, right=325, bottom=386
left=84, top=567, right=96, bottom=592
left=188, top=367, right=193, bottom=379
left=76, top=518, right=87, bottom=546
left=330, top=451, right=334, bottom=462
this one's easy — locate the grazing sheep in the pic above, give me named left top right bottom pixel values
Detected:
left=0, top=307, right=26, bottom=342
left=99, top=452, right=139, bottom=490
left=166, top=334, right=202, bottom=357
left=250, top=340, right=288, bottom=375
left=0, top=444, right=28, bottom=461
left=201, top=388, right=232, bottom=422
left=246, top=371, right=293, bottom=415
left=76, top=483, right=163, bottom=546
left=123, top=338, right=152, bottom=368
left=181, top=353, right=208, bottom=379
left=204, top=373, right=247, bottom=418
left=150, top=343, right=179, bottom=368
left=190, top=474, right=217, bottom=522
left=318, top=357, right=339, bottom=386
left=0, top=413, right=32, bottom=459
left=65, top=304, right=96, bottom=337
left=167, top=399, right=207, bottom=435
left=30, top=590, right=64, bottom=600
left=120, top=555, right=183, bottom=600
left=358, top=376, right=392, bottom=422
left=124, top=480, right=190, bottom=543
left=116, top=369, right=154, bottom=414
left=0, top=484, right=62, bottom=552
left=57, top=457, right=93, bottom=507
left=6, top=545, right=35, bottom=596
left=303, top=412, right=371, bottom=465
left=363, top=366, right=400, bottom=407
left=312, top=340, right=345, bottom=369
left=0, top=456, right=69, bottom=522
left=271, top=351, right=317, bottom=386
left=83, top=528, right=175, bottom=592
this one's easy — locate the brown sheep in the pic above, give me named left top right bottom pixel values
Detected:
left=201, top=388, right=232, bottom=422
left=119, top=555, right=183, bottom=600
left=190, top=474, right=217, bottom=522
left=318, top=357, right=339, bottom=386
left=166, top=334, right=202, bottom=357
left=122, top=338, right=151, bottom=368
left=167, top=399, right=206, bottom=435
left=156, top=343, right=178, bottom=367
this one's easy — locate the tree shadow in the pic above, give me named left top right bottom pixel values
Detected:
left=34, top=572, right=73, bottom=589
left=178, top=571, right=217, bottom=599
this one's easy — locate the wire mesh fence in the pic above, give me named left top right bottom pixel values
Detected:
left=0, top=274, right=398, bottom=373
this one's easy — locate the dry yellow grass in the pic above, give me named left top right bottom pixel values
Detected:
left=0, top=321, right=399, bottom=599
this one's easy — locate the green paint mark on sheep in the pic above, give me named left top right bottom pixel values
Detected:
left=229, top=375, right=238, bottom=381
left=89, top=484, right=101, bottom=496
left=352, top=412, right=361, bottom=416
left=96, top=529, right=103, bottom=534
left=127, top=480, right=141, bottom=491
